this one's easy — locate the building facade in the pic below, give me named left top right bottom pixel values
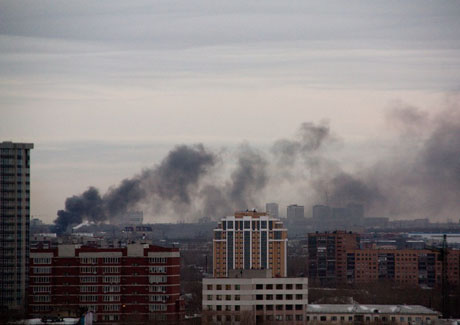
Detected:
left=213, top=211, right=288, bottom=278
left=0, top=141, right=33, bottom=312
left=307, top=231, right=360, bottom=285
left=305, top=304, right=439, bottom=324
left=203, top=269, right=308, bottom=324
left=265, top=203, right=279, bottom=218
left=28, top=244, right=184, bottom=323
left=287, top=205, right=304, bottom=220
left=346, top=248, right=460, bottom=287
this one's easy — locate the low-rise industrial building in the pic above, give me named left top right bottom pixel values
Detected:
left=306, top=304, right=440, bottom=324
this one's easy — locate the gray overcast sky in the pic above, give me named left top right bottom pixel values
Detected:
left=1, top=1, right=459, bottom=222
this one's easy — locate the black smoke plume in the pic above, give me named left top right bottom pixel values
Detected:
left=56, top=100, right=460, bottom=230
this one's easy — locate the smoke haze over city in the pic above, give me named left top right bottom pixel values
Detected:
left=1, top=1, right=459, bottom=224
left=54, top=101, right=460, bottom=229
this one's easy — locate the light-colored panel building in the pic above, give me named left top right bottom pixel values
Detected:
left=203, top=269, right=308, bottom=324
left=213, top=211, right=288, bottom=278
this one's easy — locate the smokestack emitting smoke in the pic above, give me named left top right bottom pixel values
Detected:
left=55, top=102, right=460, bottom=230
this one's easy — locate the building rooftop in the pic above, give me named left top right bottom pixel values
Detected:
left=306, top=304, right=439, bottom=315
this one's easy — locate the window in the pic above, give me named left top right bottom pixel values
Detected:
left=80, top=266, right=97, bottom=274
left=266, top=294, right=273, bottom=300
left=216, top=285, right=222, bottom=290
left=80, top=257, right=97, bottom=264
left=320, top=316, right=327, bottom=322
left=226, top=295, right=231, bottom=301
left=296, top=294, right=303, bottom=299
left=149, top=295, right=168, bottom=302
left=216, top=295, right=222, bottom=301
left=149, top=304, right=167, bottom=312
left=33, top=295, right=51, bottom=303
left=103, top=257, right=120, bottom=264
left=235, top=305, right=240, bottom=311
left=266, top=305, right=273, bottom=310
left=286, top=305, right=293, bottom=310
left=256, top=284, right=263, bottom=290
left=256, top=294, right=263, bottom=300
left=225, top=284, right=231, bottom=290
left=266, top=284, right=273, bottom=289
left=276, top=284, right=283, bottom=289
left=149, top=266, right=166, bottom=273
left=104, top=286, right=120, bottom=293
left=235, top=285, right=240, bottom=290
left=81, top=276, right=97, bottom=283
left=103, top=304, right=120, bottom=311
left=286, top=294, right=293, bottom=300
left=332, top=316, right=337, bottom=321
left=104, top=276, right=121, bottom=283
left=296, top=284, right=303, bottom=289
left=149, top=257, right=166, bottom=264
left=80, top=295, right=98, bottom=302
left=35, top=277, right=50, bottom=283
left=149, top=285, right=166, bottom=293
left=33, top=257, right=51, bottom=264
left=256, top=305, right=263, bottom=311
left=296, top=315, right=303, bottom=321
left=81, top=286, right=98, bottom=293
left=207, top=284, right=212, bottom=290
left=275, top=315, right=283, bottom=321
left=276, top=294, right=283, bottom=300
left=103, top=266, right=120, bottom=273
left=33, top=267, right=51, bottom=274
left=225, top=305, right=231, bottom=311
left=286, top=284, right=293, bottom=290
left=103, top=295, right=120, bottom=302
left=295, top=305, right=303, bottom=310
left=216, top=305, right=222, bottom=311
left=32, top=286, right=51, bottom=294
left=276, top=305, right=283, bottom=311
left=149, top=275, right=167, bottom=283
left=235, top=295, right=240, bottom=301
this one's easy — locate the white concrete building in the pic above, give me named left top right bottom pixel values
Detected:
left=202, top=269, right=308, bottom=324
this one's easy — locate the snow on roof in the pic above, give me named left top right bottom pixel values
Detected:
left=306, top=304, right=439, bottom=315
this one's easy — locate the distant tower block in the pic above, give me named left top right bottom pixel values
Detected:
left=265, top=202, right=279, bottom=218
left=287, top=204, right=304, bottom=220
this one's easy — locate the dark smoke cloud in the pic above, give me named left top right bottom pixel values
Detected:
left=55, top=144, right=216, bottom=231
left=56, top=100, right=460, bottom=229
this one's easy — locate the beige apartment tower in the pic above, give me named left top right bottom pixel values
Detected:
left=213, top=211, right=288, bottom=278
left=0, top=141, right=33, bottom=312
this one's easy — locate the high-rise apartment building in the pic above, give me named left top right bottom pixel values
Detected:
left=265, top=203, right=279, bottom=218
left=307, top=231, right=360, bottom=285
left=287, top=205, right=304, bottom=220
left=213, top=211, right=288, bottom=278
left=0, top=141, right=33, bottom=312
left=29, top=243, right=184, bottom=323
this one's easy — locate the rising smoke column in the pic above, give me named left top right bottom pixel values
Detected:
left=54, top=144, right=216, bottom=231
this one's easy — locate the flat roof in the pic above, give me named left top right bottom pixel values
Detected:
left=306, top=304, right=439, bottom=315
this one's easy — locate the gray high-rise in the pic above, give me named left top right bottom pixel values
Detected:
left=265, top=202, right=279, bottom=218
left=0, top=142, right=33, bottom=312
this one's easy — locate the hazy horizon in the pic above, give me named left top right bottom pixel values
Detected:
left=1, top=1, right=459, bottom=224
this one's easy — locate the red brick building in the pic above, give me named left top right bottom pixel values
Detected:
left=28, top=243, right=184, bottom=324
left=346, top=248, right=460, bottom=288
left=307, top=231, right=361, bottom=285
